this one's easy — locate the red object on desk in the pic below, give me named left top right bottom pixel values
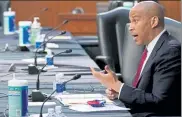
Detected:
left=87, top=100, right=106, bottom=107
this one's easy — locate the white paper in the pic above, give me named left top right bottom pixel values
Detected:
left=69, top=104, right=130, bottom=112
left=54, top=93, right=113, bottom=106
left=22, top=58, right=45, bottom=63
left=30, top=114, right=48, bottom=117
left=46, top=43, right=59, bottom=48
left=48, top=36, right=72, bottom=40
left=28, top=102, right=56, bottom=107
left=43, top=65, right=58, bottom=70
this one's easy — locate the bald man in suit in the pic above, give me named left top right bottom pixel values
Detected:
left=90, top=1, right=181, bottom=117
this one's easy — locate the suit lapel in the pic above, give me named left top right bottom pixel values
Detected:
left=137, top=31, right=169, bottom=88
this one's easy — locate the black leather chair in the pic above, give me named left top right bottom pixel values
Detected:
left=96, top=7, right=130, bottom=72
left=119, top=23, right=144, bottom=85
left=164, top=17, right=182, bottom=43
left=118, top=17, right=181, bottom=86
left=108, top=1, right=123, bottom=11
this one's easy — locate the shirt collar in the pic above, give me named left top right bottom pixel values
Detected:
left=146, top=29, right=166, bottom=54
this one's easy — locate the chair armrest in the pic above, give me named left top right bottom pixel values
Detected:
left=116, top=73, right=123, bottom=82
left=95, top=55, right=115, bottom=71
left=95, top=55, right=112, bottom=65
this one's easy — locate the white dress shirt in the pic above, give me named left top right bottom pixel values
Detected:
left=118, top=29, right=166, bottom=99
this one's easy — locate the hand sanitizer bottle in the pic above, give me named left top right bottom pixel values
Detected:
left=31, top=17, right=41, bottom=45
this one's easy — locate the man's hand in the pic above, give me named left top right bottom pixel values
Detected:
left=105, top=88, right=119, bottom=100
left=90, top=65, right=122, bottom=92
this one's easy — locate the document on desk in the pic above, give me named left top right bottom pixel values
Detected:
left=69, top=104, right=130, bottom=112
left=21, top=58, right=45, bottom=63
left=54, top=93, right=113, bottom=106
left=48, top=35, right=72, bottom=40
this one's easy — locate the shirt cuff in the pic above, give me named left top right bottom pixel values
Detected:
left=118, top=83, right=124, bottom=99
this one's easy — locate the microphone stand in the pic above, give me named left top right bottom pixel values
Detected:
left=28, top=31, right=66, bottom=75
left=37, top=20, right=69, bottom=54
left=34, top=31, right=66, bottom=66
left=31, top=49, right=72, bottom=102
left=39, top=74, right=81, bottom=117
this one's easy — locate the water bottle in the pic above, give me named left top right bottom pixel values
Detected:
left=35, top=34, right=45, bottom=49
left=53, top=73, right=66, bottom=93
left=46, top=108, right=56, bottom=117
left=30, top=17, right=41, bottom=45
left=45, top=49, right=54, bottom=66
left=55, top=106, right=66, bottom=117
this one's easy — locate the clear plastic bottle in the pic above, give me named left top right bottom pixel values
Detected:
left=53, top=73, right=66, bottom=93
left=47, top=108, right=56, bottom=117
left=35, top=34, right=45, bottom=49
left=30, top=17, right=41, bottom=45
left=55, top=106, right=66, bottom=117
left=45, top=49, right=54, bottom=66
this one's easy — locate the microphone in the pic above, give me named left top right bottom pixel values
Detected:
left=28, top=31, right=66, bottom=75
left=39, top=74, right=81, bottom=117
left=34, top=31, right=66, bottom=67
left=27, top=7, right=48, bottom=21
left=31, top=49, right=72, bottom=102
left=44, top=20, right=68, bottom=37
left=39, top=20, right=69, bottom=54
left=62, top=74, right=81, bottom=84
left=36, top=49, right=72, bottom=90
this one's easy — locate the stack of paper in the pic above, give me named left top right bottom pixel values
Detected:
left=54, top=93, right=113, bottom=106
left=28, top=102, right=56, bottom=107
left=69, top=104, right=130, bottom=112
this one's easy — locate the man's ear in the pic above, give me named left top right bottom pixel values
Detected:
left=151, top=16, right=159, bottom=28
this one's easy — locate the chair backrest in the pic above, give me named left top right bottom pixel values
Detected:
left=96, top=7, right=130, bottom=72
left=164, top=17, right=182, bottom=43
left=108, top=1, right=123, bottom=11
left=119, top=24, right=144, bottom=85
left=118, top=17, right=181, bottom=85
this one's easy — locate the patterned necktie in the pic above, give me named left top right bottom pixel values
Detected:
left=132, top=48, right=148, bottom=87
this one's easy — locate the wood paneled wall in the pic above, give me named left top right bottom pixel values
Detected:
left=11, top=1, right=99, bottom=36
left=11, top=1, right=181, bottom=36
left=158, top=1, right=181, bottom=21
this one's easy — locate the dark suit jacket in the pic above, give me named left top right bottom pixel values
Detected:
left=119, top=31, right=181, bottom=117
